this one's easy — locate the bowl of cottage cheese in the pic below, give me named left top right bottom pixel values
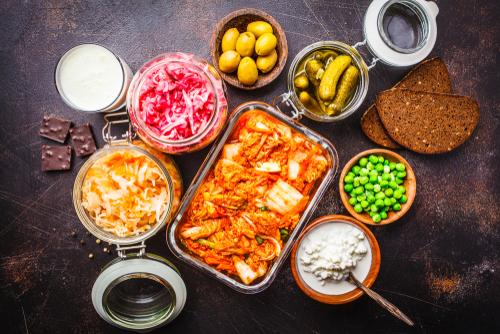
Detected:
left=291, top=214, right=381, bottom=304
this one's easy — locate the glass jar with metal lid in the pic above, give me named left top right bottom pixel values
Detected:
left=72, top=114, right=186, bottom=331
left=127, top=52, right=228, bottom=155
left=276, top=0, right=439, bottom=122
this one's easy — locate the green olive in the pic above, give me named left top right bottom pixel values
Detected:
left=237, top=57, right=258, bottom=85
left=221, top=28, right=240, bottom=52
left=256, top=49, right=278, bottom=73
left=235, top=32, right=256, bottom=57
left=255, top=33, right=277, bottom=56
left=294, top=74, right=309, bottom=90
left=218, top=50, right=241, bottom=73
left=247, top=21, right=273, bottom=38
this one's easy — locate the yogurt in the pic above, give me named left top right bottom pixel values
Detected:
left=297, top=221, right=372, bottom=295
left=55, top=44, right=132, bottom=112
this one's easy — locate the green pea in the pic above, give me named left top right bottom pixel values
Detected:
left=349, top=197, right=357, bottom=205
left=398, top=186, right=406, bottom=194
left=354, top=204, right=363, bottom=213
left=360, top=168, right=369, bottom=176
left=359, top=157, right=368, bottom=167
left=393, top=189, right=403, bottom=199
left=370, top=204, right=378, bottom=212
left=383, top=165, right=391, bottom=173
left=372, top=214, right=381, bottom=223
left=378, top=156, right=384, bottom=163
left=397, top=171, right=407, bottom=179
left=369, top=155, right=378, bottom=164
left=390, top=197, right=397, bottom=205
left=367, top=195, right=375, bottom=204
left=380, top=211, right=388, bottom=219
left=393, top=203, right=401, bottom=211
left=352, top=166, right=361, bottom=175
left=344, top=184, right=353, bottom=193
left=359, top=176, right=369, bottom=185
left=374, top=184, right=381, bottom=193
left=380, top=180, right=389, bottom=188
left=400, top=195, right=407, bottom=204
left=361, top=200, right=369, bottom=208
left=384, top=188, right=393, bottom=197
left=382, top=173, right=391, bottom=181
left=344, top=174, right=354, bottom=184
left=389, top=162, right=396, bottom=170
left=365, top=183, right=374, bottom=191
left=356, top=194, right=366, bottom=201
left=383, top=159, right=389, bottom=165
left=389, top=181, right=398, bottom=190
left=396, top=178, right=403, bottom=185
left=384, top=198, right=392, bottom=207
left=369, top=175, right=378, bottom=184
left=396, top=163, right=405, bottom=172
left=375, top=164, right=383, bottom=173
left=375, top=199, right=384, bottom=208
left=375, top=192, right=385, bottom=200
left=369, top=211, right=376, bottom=217
left=366, top=162, right=374, bottom=170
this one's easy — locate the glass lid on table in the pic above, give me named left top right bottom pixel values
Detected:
left=278, top=0, right=438, bottom=123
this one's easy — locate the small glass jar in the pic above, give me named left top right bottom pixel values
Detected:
left=277, top=0, right=438, bottom=123
left=127, top=52, right=228, bottom=155
left=55, top=43, right=133, bottom=113
left=72, top=118, right=186, bottom=331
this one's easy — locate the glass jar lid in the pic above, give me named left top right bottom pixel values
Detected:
left=92, top=253, right=187, bottom=332
left=364, top=0, right=439, bottom=67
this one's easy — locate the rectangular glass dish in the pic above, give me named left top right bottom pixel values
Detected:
left=167, top=101, right=338, bottom=293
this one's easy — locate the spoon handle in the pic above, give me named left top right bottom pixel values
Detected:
left=348, top=273, right=414, bottom=326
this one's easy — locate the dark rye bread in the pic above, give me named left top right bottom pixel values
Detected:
left=361, top=57, right=452, bottom=148
left=376, top=89, right=479, bottom=154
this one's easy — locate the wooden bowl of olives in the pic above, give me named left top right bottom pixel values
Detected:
left=210, top=8, right=288, bottom=90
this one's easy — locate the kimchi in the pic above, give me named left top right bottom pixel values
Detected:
left=179, top=110, right=329, bottom=284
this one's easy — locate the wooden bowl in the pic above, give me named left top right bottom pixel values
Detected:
left=210, top=8, right=288, bottom=90
left=290, top=215, right=381, bottom=304
left=339, top=149, right=416, bottom=226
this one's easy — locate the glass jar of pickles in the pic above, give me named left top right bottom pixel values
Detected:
left=276, top=0, right=439, bottom=122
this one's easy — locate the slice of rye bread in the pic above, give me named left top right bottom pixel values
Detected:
left=376, top=89, right=479, bottom=154
left=361, top=57, right=452, bottom=148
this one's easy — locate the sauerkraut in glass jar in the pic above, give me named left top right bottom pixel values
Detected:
left=127, top=52, right=228, bottom=155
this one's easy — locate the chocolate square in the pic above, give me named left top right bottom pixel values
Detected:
left=41, top=145, right=72, bottom=171
left=70, top=123, right=97, bottom=157
left=39, top=114, right=71, bottom=143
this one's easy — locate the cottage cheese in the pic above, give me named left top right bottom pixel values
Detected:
left=297, top=221, right=372, bottom=295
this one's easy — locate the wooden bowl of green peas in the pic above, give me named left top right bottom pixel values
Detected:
left=339, top=149, right=416, bottom=225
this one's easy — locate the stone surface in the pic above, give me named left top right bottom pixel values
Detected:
left=0, top=0, right=498, bottom=333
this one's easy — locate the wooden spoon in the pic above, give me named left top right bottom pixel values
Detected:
left=347, top=272, right=415, bottom=326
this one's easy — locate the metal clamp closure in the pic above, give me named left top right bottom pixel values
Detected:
left=352, top=40, right=379, bottom=70
left=102, top=111, right=136, bottom=145
left=115, top=241, right=146, bottom=259
left=274, top=92, right=304, bottom=121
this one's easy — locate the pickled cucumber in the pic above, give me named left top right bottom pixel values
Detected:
left=305, top=59, right=323, bottom=86
left=318, top=55, right=352, bottom=101
left=294, top=74, right=309, bottom=90
left=327, top=65, right=359, bottom=115
left=299, top=91, right=324, bottom=115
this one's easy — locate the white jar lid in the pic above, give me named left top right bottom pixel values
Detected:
left=92, top=254, right=187, bottom=332
left=364, top=0, right=439, bottom=67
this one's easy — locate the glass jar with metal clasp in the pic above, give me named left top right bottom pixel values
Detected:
left=72, top=112, right=186, bottom=332
left=275, top=0, right=439, bottom=122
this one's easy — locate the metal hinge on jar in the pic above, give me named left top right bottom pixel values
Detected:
left=102, top=111, right=136, bottom=145
left=115, top=241, right=146, bottom=259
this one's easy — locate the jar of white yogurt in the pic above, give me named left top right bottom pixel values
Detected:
left=55, top=44, right=132, bottom=112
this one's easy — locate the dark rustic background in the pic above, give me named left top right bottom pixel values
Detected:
left=1, top=0, right=499, bottom=333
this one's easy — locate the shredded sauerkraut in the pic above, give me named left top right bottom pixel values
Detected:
left=81, top=149, right=169, bottom=237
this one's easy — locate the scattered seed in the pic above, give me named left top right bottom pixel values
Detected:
left=103, top=247, right=108, bottom=253
left=80, top=239, right=86, bottom=245
left=70, top=231, right=77, bottom=238
left=96, top=239, right=101, bottom=245
left=88, top=253, right=94, bottom=259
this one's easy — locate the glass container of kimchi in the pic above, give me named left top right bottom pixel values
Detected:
left=127, top=52, right=228, bottom=155
left=167, top=101, right=338, bottom=293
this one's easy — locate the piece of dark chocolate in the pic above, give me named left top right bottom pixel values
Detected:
left=70, top=123, right=97, bottom=157
left=41, top=145, right=72, bottom=171
left=39, top=114, right=71, bottom=143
